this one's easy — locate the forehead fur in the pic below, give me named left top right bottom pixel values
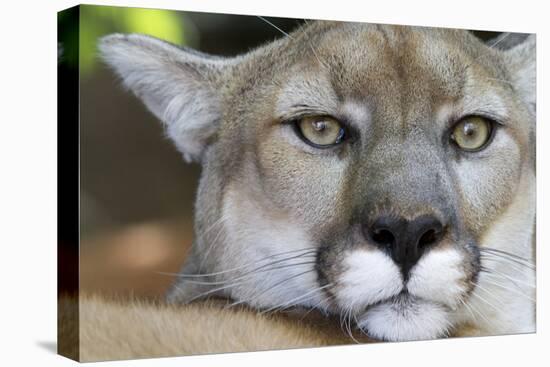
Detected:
left=217, top=22, right=532, bottom=170
left=219, top=22, right=527, bottom=146
left=226, top=22, right=508, bottom=98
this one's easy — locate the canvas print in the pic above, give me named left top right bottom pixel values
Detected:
left=57, top=4, right=536, bottom=362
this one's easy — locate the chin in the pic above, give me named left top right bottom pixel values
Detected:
left=356, top=294, right=452, bottom=341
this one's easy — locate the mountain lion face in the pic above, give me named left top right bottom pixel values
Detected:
left=100, top=21, right=535, bottom=341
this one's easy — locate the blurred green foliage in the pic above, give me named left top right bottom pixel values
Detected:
left=59, top=5, right=196, bottom=76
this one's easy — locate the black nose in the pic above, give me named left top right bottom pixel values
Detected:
left=365, top=215, right=444, bottom=277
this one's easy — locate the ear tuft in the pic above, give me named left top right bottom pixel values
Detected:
left=99, top=33, right=231, bottom=163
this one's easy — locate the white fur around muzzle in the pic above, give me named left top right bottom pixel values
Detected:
left=335, top=248, right=466, bottom=341
left=356, top=295, right=452, bottom=341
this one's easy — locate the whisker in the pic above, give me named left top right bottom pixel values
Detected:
left=470, top=282, right=502, bottom=313
left=297, top=20, right=330, bottom=71
left=481, top=258, right=534, bottom=277
left=184, top=276, right=256, bottom=304
left=176, top=260, right=317, bottom=286
left=472, top=282, right=506, bottom=307
left=258, top=16, right=329, bottom=71
left=465, top=295, right=493, bottom=325
left=299, top=293, right=336, bottom=320
left=480, top=247, right=534, bottom=265
left=198, top=215, right=228, bottom=239
left=175, top=259, right=317, bottom=304
left=480, top=267, right=535, bottom=289
left=259, top=283, right=333, bottom=314
left=197, top=218, right=228, bottom=270
left=458, top=297, right=477, bottom=323
left=478, top=276, right=535, bottom=302
left=157, top=247, right=318, bottom=278
left=345, top=308, right=360, bottom=344
left=257, top=16, right=294, bottom=40
left=226, top=269, right=317, bottom=309
left=307, top=43, right=329, bottom=70
left=481, top=269, right=522, bottom=289
left=338, top=310, right=346, bottom=337
left=178, top=254, right=316, bottom=283
left=487, top=32, right=512, bottom=49
left=480, top=253, right=535, bottom=271
left=344, top=308, right=353, bottom=342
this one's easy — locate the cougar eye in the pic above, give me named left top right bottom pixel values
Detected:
left=296, top=116, right=346, bottom=148
left=450, top=116, right=494, bottom=152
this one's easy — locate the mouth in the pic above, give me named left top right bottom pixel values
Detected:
left=354, top=292, right=453, bottom=341
left=315, top=237, right=478, bottom=341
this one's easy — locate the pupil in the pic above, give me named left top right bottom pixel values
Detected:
left=463, top=122, right=477, bottom=137
left=313, top=121, right=326, bottom=132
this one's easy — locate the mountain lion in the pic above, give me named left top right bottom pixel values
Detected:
left=88, top=19, right=536, bottom=358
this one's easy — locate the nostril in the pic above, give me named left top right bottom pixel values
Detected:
left=417, top=223, right=444, bottom=249
left=418, top=229, right=438, bottom=248
left=364, top=214, right=445, bottom=277
left=371, top=228, right=395, bottom=247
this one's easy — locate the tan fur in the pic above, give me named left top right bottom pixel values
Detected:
left=59, top=294, right=372, bottom=361
left=95, top=19, right=536, bottom=349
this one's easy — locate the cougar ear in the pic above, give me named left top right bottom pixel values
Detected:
left=492, top=33, right=536, bottom=113
left=99, top=34, right=234, bottom=163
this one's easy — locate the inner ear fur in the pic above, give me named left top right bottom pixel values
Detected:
left=99, top=33, right=235, bottom=163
